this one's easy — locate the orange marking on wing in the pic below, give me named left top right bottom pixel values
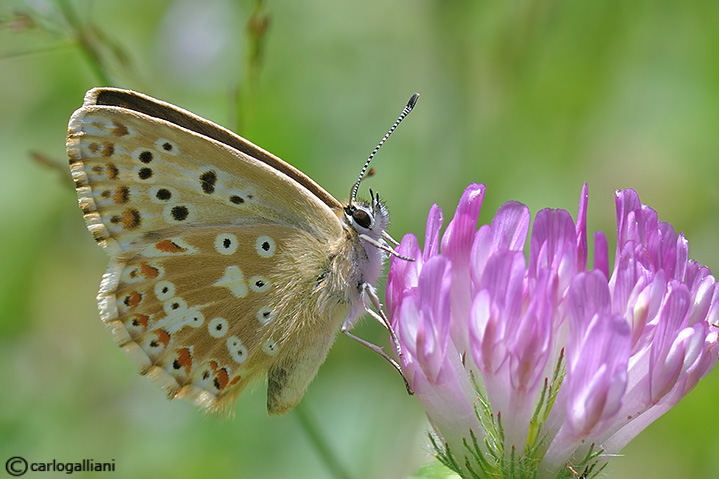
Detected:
left=214, top=368, right=230, bottom=390
left=113, top=186, right=129, bottom=204
left=121, top=209, right=141, bottom=229
left=153, top=329, right=171, bottom=348
left=228, top=375, right=241, bottom=387
left=125, top=291, right=143, bottom=308
left=155, top=240, right=187, bottom=253
left=105, top=163, right=119, bottom=179
left=129, top=314, right=149, bottom=331
left=175, top=348, right=193, bottom=375
left=101, top=142, right=115, bottom=157
left=139, top=262, right=159, bottom=278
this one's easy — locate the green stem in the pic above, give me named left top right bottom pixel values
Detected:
left=293, top=402, right=353, bottom=479
left=0, top=43, right=74, bottom=61
left=57, top=0, right=112, bottom=85
left=234, top=0, right=271, bottom=133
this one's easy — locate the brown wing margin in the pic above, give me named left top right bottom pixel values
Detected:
left=85, top=88, right=343, bottom=210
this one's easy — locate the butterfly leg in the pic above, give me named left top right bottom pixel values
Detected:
left=360, top=283, right=402, bottom=346
left=341, top=327, right=413, bottom=395
left=341, top=283, right=414, bottom=394
left=382, top=231, right=401, bottom=246
left=359, top=233, right=414, bottom=261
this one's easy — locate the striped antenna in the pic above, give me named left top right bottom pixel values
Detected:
left=349, top=92, right=420, bottom=202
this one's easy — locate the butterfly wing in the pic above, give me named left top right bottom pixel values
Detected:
left=67, top=88, right=352, bottom=413
left=100, top=225, right=348, bottom=414
left=68, top=88, right=342, bottom=250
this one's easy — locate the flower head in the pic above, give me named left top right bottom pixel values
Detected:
left=387, top=184, right=718, bottom=478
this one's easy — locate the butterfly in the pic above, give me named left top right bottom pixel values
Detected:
left=67, top=88, right=417, bottom=415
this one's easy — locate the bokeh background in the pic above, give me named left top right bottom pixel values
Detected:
left=2, top=1, right=719, bottom=478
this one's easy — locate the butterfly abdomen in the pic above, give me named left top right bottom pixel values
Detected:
left=257, top=228, right=353, bottom=414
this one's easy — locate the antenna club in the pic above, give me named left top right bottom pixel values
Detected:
left=349, top=92, right=420, bottom=203
left=407, top=93, right=420, bottom=110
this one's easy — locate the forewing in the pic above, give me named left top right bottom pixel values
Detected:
left=67, top=93, right=342, bottom=255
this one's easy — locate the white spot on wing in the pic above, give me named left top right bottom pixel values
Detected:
left=227, top=335, right=248, bottom=364
left=255, top=236, right=276, bottom=258
left=214, top=265, right=248, bottom=298
left=256, top=307, right=274, bottom=325
left=163, top=307, right=205, bottom=333
left=208, top=317, right=229, bottom=338
left=262, top=339, right=279, bottom=356
left=192, top=363, right=215, bottom=389
left=156, top=138, right=179, bottom=155
left=184, top=309, right=205, bottom=328
left=215, top=233, right=238, bottom=255
left=249, top=276, right=270, bottom=293
left=155, top=280, right=175, bottom=300
left=163, top=297, right=188, bottom=316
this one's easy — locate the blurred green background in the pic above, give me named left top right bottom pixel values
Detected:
left=1, top=0, right=718, bottom=478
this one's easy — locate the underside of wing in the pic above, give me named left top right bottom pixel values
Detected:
left=67, top=90, right=343, bottom=255
left=66, top=88, right=353, bottom=413
left=100, top=225, right=348, bottom=413
left=87, top=87, right=342, bottom=212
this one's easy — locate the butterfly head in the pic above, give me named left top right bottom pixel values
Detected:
left=341, top=189, right=390, bottom=318
left=343, top=189, right=389, bottom=241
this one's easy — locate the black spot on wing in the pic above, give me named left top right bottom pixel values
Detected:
left=139, top=151, right=153, bottom=163
left=171, top=205, right=189, bottom=221
left=156, top=188, right=172, bottom=201
left=138, top=167, right=153, bottom=180
left=200, top=170, right=217, bottom=194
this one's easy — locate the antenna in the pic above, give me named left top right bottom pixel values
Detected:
left=349, top=92, right=420, bottom=203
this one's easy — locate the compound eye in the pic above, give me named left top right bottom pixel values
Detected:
left=352, top=208, right=372, bottom=228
